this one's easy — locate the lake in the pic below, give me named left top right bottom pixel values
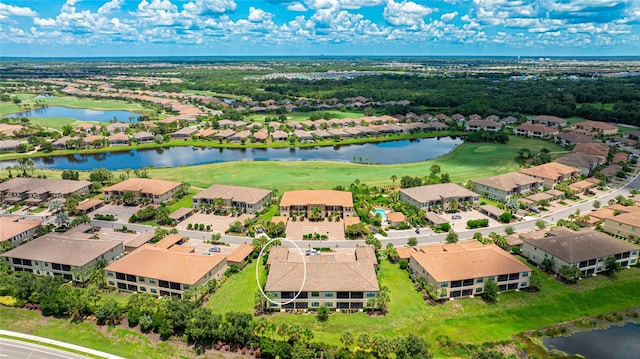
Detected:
left=0, top=137, right=462, bottom=170
left=543, top=322, right=640, bottom=359
left=3, top=106, right=141, bottom=122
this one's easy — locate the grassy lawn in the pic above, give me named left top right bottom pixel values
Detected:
left=267, top=261, right=640, bottom=347
left=166, top=191, right=196, bottom=213
left=0, top=136, right=565, bottom=192
left=0, top=307, right=188, bottom=358
left=206, top=261, right=266, bottom=314
left=28, top=117, right=83, bottom=131
left=0, top=95, right=156, bottom=116
left=258, top=204, right=279, bottom=221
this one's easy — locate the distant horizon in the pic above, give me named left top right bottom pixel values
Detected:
left=1, top=1, right=639, bottom=58
left=3, top=55, right=640, bottom=60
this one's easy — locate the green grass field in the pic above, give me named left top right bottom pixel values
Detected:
left=0, top=95, right=155, bottom=117
left=0, top=307, right=187, bottom=358
left=0, top=136, right=566, bottom=192
left=265, top=261, right=640, bottom=347
left=205, top=261, right=266, bottom=314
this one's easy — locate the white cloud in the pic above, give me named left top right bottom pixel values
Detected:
left=97, top=0, right=124, bottom=15
left=287, top=2, right=308, bottom=12
left=248, top=7, right=273, bottom=22
left=183, top=0, right=237, bottom=16
left=440, top=11, right=458, bottom=21
left=0, top=3, right=38, bottom=21
left=383, top=0, right=436, bottom=27
left=134, top=0, right=180, bottom=25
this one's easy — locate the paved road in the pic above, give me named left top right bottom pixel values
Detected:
left=89, top=170, right=640, bottom=250
left=0, top=338, right=94, bottom=359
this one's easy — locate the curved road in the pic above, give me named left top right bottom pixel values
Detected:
left=89, top=170, right=640, bottom=250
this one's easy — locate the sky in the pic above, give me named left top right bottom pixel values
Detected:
left=1, top=0, right=639, bottom=57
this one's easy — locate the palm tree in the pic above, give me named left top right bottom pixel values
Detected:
left=310, top=206, right=323, bottom=221
left=341, top=330, right=354, bottom=348
left=390, top=174, right=398, bottom=187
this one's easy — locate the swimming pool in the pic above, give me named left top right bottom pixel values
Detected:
left=373, top=208, right=387, bottom=220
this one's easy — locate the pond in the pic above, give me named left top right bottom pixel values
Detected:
left=543, top=322, right=640, bottom=359
left=0, top=137, right=462, bottom=170
left=3, top=106, right=142, bottom=123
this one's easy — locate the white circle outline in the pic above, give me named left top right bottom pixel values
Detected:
left=255, top=238, right=307, bottom=306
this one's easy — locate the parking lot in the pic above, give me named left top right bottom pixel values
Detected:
left=284, top=219, right=346, bottom=240
left=177, top=213, right=251, bottom=233
left=92, top=204, right=141, bottom=222
left=445, top=209, right=501, bottom=229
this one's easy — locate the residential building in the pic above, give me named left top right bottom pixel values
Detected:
left=572, top=120, right=618, bottom=136
left=399, top=183, right=478, bottom=210
left=105, top=244, right=226, bottom=298
left=265, top=247, right=379, bottom=310
left=603, top=212, right=640, bottom=239
left=521, top=228, right=639, bottom=276
left=554, top=132, right=594, bottom=146
left=513, top=123, right=559, bottom=139
left=409, top=242, right=531, bottom=299
left=1, top=234, right=124, bottom=281
left=103, top=178, right=183, bottom=204
left=464, top=119, right=502, bottom=132
left=192, top=184, right=272, bottom=214
left=0, top=216, right=41, bottom=248
left=473, top=172, right=543, bottom=201
left=555, top=152, right=603, bottom=177
left=0, top=178, right=91, bottom=205
left=571, top=142, right=609, bottom=161
left=519, top=162, right=581, bottom=189
left=279, top=190, right=354, bottom=218
left=527, top=115, right=567, bottom=127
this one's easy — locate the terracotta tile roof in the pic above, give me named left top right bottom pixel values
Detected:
left=0, top=217, right=41, bottom=242
left=265, top=247, right=379, bottom=292
left=105, top=245, right=226, bottom=286
left=400, top=183, right=477, bottom=203
left=410, top=242, right=529, bottom=282
left=193, top=184, right=271, bottom=204
left=227, top=244, right=254, bottom=264
left=474, top=172, right=541, bottom=192
left=280, top=190, right=353, bottom=207
left=103, top=178, right=182, bottom=196
left=572, top=143, right=609, bottom=158
left=519, top=162, right=580, bottom=180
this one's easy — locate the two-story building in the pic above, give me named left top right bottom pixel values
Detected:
left=473, top=172, right=543, bottom=201
left=279, top=190, right=354, bottom=218
left=0, top=216, right=41, bottom=248
left=103, top=178, right=183, bottom=205
left=399, top=183, right=478, bottom=211
left=0, top=178, right=91, bottom=205
left=521, top=228, right=639, bottom=277
left=1, top=234, right=124, bottom=281
left=105, top=242, right=227, bottom=298
left=409, top=242, right=531, bottom=299
left=464, top=119, right=502, bottom=132
left=513, top=123, right=559, bottom=139
left=519, top=162, right=581, bottom=189
left=265, top=247, right=379, bottom=310
left=602, top=212, right=640, bottom=239
left=192, top=184, right=272, bottom=214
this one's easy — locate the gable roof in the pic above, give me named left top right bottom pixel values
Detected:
left=400, top=183, right=477, bottom=203
left=519, top=162, right=580, bottom=180
left=474, top=172, right=541, bottom=191
left=280, top=190, right=353, bottom=207
left=193, top=184, right=271, bottom=204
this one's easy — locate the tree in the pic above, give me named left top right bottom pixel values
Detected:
left=593, top=200, right=601, bottom=209
left=429, top=164, right=441, bottom=175
left=535, top=219, right=546, bottom=230
left=385, top=243, right=399, bottom=262
left=483, top=279, right=498, bottom=303
left=357, top=333, right=370, bottom=351
left=407, top=237, right=418, bottom=246
left=498, top=212, right=512, bottom=223
left=54, top=212, right=69, bottom=228
left=605, top=256, right=622, bottom=275
left=504, top=225, right=515, bottom=235
left=310, top=206, right=323, bottom=221
left=528, top=271, right=543, bottom=291
left=89, top=167, right=113, bottom=186
left=541, top=257, right=555, bottom=273
left=341, top=330, right=354, bottom=348
left=390, top=174, right=398, bottom=187
left=559, top=265, right=581, bottom=282
left=473, top=232, right=483, bottom=241
left=122, top=191, right=136, bottom=206
left=317, top=304, right=330, bottom=322
left=48, top=199, right=64, bottom=213
left=445, top=230, right=458, bottom=243
left=95, top=298, right=122, bottom=325
left=395, top=333, right=432, bottom=359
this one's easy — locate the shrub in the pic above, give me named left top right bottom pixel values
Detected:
left=467, top=219, right=489, bottom=229
left=0, top=296, right=18, bottom=307
left=317, top=305, right=330, bottom=322
left=399, top=259, right=408, bottom=270
left=187, top=223, right=193, bottom=230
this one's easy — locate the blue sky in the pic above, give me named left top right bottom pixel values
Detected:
left=1, top=0, right=639, bottom=57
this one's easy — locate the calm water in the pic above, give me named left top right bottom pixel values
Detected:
left=0, top=137, right=462, bottom=170
left=543, top=322, right=640, bottom=359
left=3, top=106, right=141, bottom=122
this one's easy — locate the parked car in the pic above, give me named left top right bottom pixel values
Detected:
left=529, top=206, right=541, bottom=214
left=202, top=252, right=212, bottom=256
left=208, top=247, right=221, bottom=253
left=451, top=214, right=462, bottom=220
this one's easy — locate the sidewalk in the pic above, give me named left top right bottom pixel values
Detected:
left=0, top=329, right=126, bottom=359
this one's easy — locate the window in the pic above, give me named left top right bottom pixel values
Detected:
left=521, top=282, right=528, bottom=287
left=440, top=282, right=448, bottom=288
left=366, top=292, right=377, bottom=298
left=107, top=271, right=114, bottom=276
left=476, top=277, right=484, bottom=283
left=150, top=288, right=157, bottom=294
left=311, top=302, right=320, bottom=308
left=149, top=279, right=157, bottom=284
left=488, top=276, right=495, bottom=281
left=521, top=272, right=529, bottom=277
left=108, top=280, right=114, bottom=286
left=183, top=285, right=190, bottom=290
left=140, top=287, right=146, bottom=292
left=311, top=291, right=319, bottom=297
left=138, top=276, right=145, bottom=282
left=475, top=287, right=483, bottom=293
